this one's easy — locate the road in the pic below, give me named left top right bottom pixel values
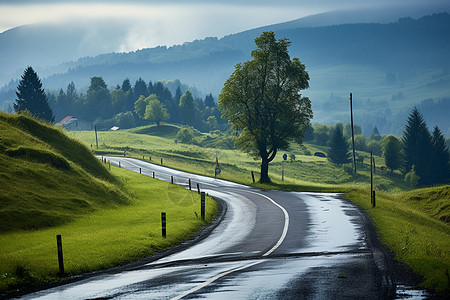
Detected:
left=21, top=156, right=408, bottom=299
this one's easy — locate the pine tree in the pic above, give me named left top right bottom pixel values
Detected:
left=402, top=107, right=433, bottom=185
left=430, top=126, right=450, bottom=184
left=327, top=123, right=351, bottom=165
left=14, top=66, right=54, bottom=122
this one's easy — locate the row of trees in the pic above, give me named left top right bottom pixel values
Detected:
left=324, top=108, right=449, bottom=186
left=49, top=76, right=223, bottom=131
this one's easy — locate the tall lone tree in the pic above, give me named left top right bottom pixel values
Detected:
left=402, top=107, right=433, bottom=185
left=14, top=66, right=54, bottom=122
left=219, top=31, right=312, bottom=183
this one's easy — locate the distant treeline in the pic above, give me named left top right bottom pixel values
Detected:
left=47, top=77, right=225, bottom=132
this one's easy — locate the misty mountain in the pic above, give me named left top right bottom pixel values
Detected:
left=0, top=19, right=134, bottom=84
left=1, top=11, right=449, bottom=135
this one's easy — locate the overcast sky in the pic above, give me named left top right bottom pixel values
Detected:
left=0, top=0, right=448, bottom=51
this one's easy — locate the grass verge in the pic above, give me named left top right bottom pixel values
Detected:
left=0, top=166, right=218, bottom=295
left=345, top=186, right=450, bottom=293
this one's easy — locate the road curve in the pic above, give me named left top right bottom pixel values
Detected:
left=21, top=156, right=398, bottom=299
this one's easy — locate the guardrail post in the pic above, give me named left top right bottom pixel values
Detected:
left=139, top=168, right=142, bottom=174
left=251, top=171, right=255, bottom=183
left=189, top=179, right=191, bottom=190
left=201, top=192, right=205, bottom=220
left=171, top=176, right=174, bottom=184
left=56, top=235, right=65, bottom=276
left=197, top=183, right=200, bottom=194
left=119, top=162, right=121, bottom=168
left=161, top=212, right=166, bottom=238
left=153, top=172, right=155, bottom=178
left=161, top=158, right=163, bottom=165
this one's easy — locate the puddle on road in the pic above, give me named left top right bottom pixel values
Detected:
left=295, top=192, right=365, bottom=253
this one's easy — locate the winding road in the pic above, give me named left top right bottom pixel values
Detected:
left=22, top=156, right=400, bottom=299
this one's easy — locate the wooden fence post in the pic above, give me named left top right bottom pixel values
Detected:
left=56, top=235, right=65, bottom=276
left=201, top=192, right=205, bottom=220
left=161, top=212, right=166, bottom=238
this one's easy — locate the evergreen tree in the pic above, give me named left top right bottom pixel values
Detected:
left=179, top=90, right=196, bottom=126
left=174, top=86, right=182, bottom=104
left=121, top=78, right=131, bottom=92
left=402, top=107, right=433, bottom=185
left=327, top=123, right=351, bottom=165
left=383, top=135, right=403, bottom=172
left=14, top=66, right=54, bottom=122
left=133, top=78, right=148, bottom=100
left=430, top=126, right=450, bottom=184
left=85, top=76, right=112, bottom=121
left=204, top=93, right=215, bottom=108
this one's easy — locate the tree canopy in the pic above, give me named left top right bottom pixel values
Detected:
left=219, top=31, right=312, bottom=183
left=14, top=66, right=54, bottom=122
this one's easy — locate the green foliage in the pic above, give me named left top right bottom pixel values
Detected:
left=144, top=98, right=170, bottom=126
left=14, top=66, right=54, bottom=123
left=114, top=111, right=135, bottom=129
left=179, top=90, right=196, bottom=126
left=383, top=135, right=403, bottom=172
left=430, top=126, right=450, bottom=185
left=313, top=124, right=330, bottom=146
left=342, top=163, right=354, bottom=174
left=405, top=165, right=420, bottom=188
left=176, top=127, right=194, bottom=144
left=327, top=124, right=351, bottom=165
left=402, top=107, right=433, bottom=185
left=219, top=31, right=312, bottom=183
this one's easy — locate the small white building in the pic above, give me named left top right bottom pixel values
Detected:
left=58, top=116, right=93, bottom=131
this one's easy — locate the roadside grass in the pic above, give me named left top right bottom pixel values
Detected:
left=0, top=166, right=217, bottom=294
left=346, top=186, right=450, bottom=293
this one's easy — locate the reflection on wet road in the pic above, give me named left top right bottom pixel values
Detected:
left=21, top=157, right=425, bottom=299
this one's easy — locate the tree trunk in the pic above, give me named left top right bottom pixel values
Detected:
left=259, top=158, right=271, bottom=183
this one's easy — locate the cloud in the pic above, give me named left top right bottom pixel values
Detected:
left=1, top=1, right=448, bottom=51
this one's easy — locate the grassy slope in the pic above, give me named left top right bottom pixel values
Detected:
left=0, top=115, right=218, bottom=294
left=70, top=125, right=449, bottom=293
left=0, top=113, right=129, bottom=232
left=1, top=167, right=217, bottom=293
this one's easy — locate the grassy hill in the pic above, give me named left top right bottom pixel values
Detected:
left=0, top=112, right=130, bottom=232
left=0, top=115, right=218, bottom=295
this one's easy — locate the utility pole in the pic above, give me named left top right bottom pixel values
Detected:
left=94, top=125, right=98, bottom=149
left=350, top=93, right=356, bottom=173
left=370, top=150, right=373, bottom=207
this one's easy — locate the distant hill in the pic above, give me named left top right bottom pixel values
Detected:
left=0, top=112, right=129, bottom=232
left=1, top=11, right=449, bottom=135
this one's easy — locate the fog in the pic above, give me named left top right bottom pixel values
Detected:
left=1, top=0, right=448, bottom=51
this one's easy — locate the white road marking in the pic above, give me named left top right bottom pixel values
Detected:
left=170, top=261, right=262, bottom=300
left=244, top=190, right=290, bottom=256
left=170, top=191, right=289, bottom=299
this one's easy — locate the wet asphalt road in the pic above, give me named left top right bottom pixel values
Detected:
left=21, top=157, right=397, bottom=299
